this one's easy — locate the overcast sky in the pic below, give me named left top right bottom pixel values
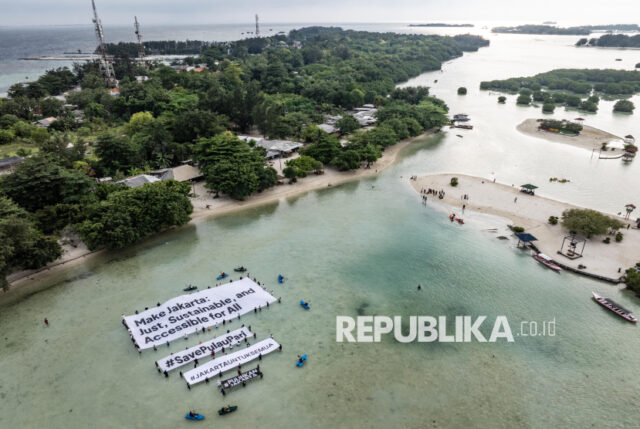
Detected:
left=0, top=0, right=637, bottom=27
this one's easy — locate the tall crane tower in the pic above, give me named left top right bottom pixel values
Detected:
left=91, top=0, right=115, bottom=82
left=255, top=14, right=260, bottom=37
left=134, top=16, right=145, bottom=61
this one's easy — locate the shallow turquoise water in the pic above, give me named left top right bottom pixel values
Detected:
left=2, top=26, right=640, bottom=429
left=1, top=138, right=639, bottom=428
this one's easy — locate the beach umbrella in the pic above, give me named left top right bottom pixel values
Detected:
left=520, top=184, right=538, bottom=190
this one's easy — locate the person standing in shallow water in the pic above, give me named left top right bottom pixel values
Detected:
left=44, top=318, right=49, bottom=326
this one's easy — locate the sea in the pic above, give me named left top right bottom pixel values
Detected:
left=1, top=22, right=640, bottom=429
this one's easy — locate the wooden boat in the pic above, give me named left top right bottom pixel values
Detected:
left=218, top=406, right=238, bottom=416
left=454, top=124, right=473, bottom=130
left=532, top=253, right=562, bottom=272
left=592, top=292, right=638, bottom=323
left=183, top=285, right=198, bottom=292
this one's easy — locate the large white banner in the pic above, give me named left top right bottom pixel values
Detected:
left=183, top=338, right=280, bottom=386
left=123, top=278, right=276, bottom=349
left=156, top=327, right=252, bottom=372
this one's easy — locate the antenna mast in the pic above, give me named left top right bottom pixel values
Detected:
left=134, top=16, right=145, bottom=61
left=255, top=14, right=260, bottom=37
left=91, top=0, right=115, bottom=82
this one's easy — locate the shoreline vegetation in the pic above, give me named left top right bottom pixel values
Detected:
left=0, top=26, right=490, bottom=290
left=481, top=69, right=640, bottom=114
left=577, top=34, right=640, bottom=48
left=516, top=118, right=621, bottom=150
left=492, top=24, right=640, bottom=35
left=411, top=174, right=640, bottom=281
left=408, top=23, right=473, bottom=28
left=2, top=127, right=433, bottom=295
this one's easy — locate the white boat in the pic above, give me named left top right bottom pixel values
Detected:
left=592, top=292, right=638, bottom=323
left=532, top=253, right=562, bottom=272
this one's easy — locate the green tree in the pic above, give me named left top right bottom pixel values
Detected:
left=561, top=209, right=624, bottom=238
left=0, top=114, right=20, bottom=129
left=30, top=127, right=50, bottom=145
left=0, top=129, right=15, bottom=145
left=0, top=155, right=94, bottom=212
left=194, top=133, right=277, bottom=199
left=40, top=98, right=64, bottom=117
left=457, top=87, right=467, bottom=95
left=0, top=197, right=61, bottom=290
left=78, top=180, right=193, bottom=250
left=336, top=115, right=360, bottom=134
left=542, top=102, right=555, bottom=113
left=517, top=94, right=531, bottom=105
left=95, top=133, right=142, bottom=176
left=300, top=134, right=342, bottom=164
left=613, top=99, right=635, bottom=113
left=285, top=155, right=323, bottom=177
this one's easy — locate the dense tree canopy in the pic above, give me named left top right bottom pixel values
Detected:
left=77, top=180, right=193, bottom=250
left=561, top=209, right=624, bottom=238
left=0, top=197, right=61, bottom=290
left=0, top=27, right=482, bottom=275
left=481, top=69, right=640, bottom=96
left=0, top=155, right=94, bottom=212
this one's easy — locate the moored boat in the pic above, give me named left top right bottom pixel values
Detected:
left=532, top=253, right=562, bottom=272
left=453, top=114, right=470, bottom=122
left=592, top=292, right=638, bottom=323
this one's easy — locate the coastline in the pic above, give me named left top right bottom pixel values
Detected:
left=517, top=118, right=622, bottom=151
left=3, top=130, right=431, bottom=294
left=411, top=173, right=639, bottom=281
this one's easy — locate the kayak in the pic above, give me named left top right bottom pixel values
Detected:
left=278, top=275, right=284, bottom=283
left=183, top=285, right=197, bottom=292
left=218, top=406, right=238, bottom=416
left=185, top=413, right=204, bottom=421
left=300, top=300, right=310, bottom=310
left=217, top=273, right=229, bottom=280
left=296, top=354, right=308, bottom=367
left=234, top=267, right=247, bottom=272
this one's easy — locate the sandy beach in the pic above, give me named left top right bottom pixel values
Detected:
left=517, top=118, right=623, bottom=151
left=411, top=173, right=640, bottom=281
left=4, top=131, right=427, bottom=291
left=188, top=132, right=413, bottom=221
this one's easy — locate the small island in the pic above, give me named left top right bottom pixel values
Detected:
left=412, top=173, right=640, bottom=280
left=408, top=23, right=474, bottom=28
left=577, top=34, right=640, bottom=48
left=492, top=25, right=591, bottom=35
left=517, top=118, right=621, bottom=150
left=493, top=24, right=640, bottom=36
left=481, top=69, right=640, bottom=97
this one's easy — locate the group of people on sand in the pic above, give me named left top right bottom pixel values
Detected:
left=420, top=187, right=445, bottom=200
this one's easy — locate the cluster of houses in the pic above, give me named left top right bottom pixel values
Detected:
left=318, top=104, right=378, bottom=134
left=169, top=64, right=209, bottom=73
left=236, top=136, right=303, bottom=160
left=99, top=164, right=203, bottom=188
